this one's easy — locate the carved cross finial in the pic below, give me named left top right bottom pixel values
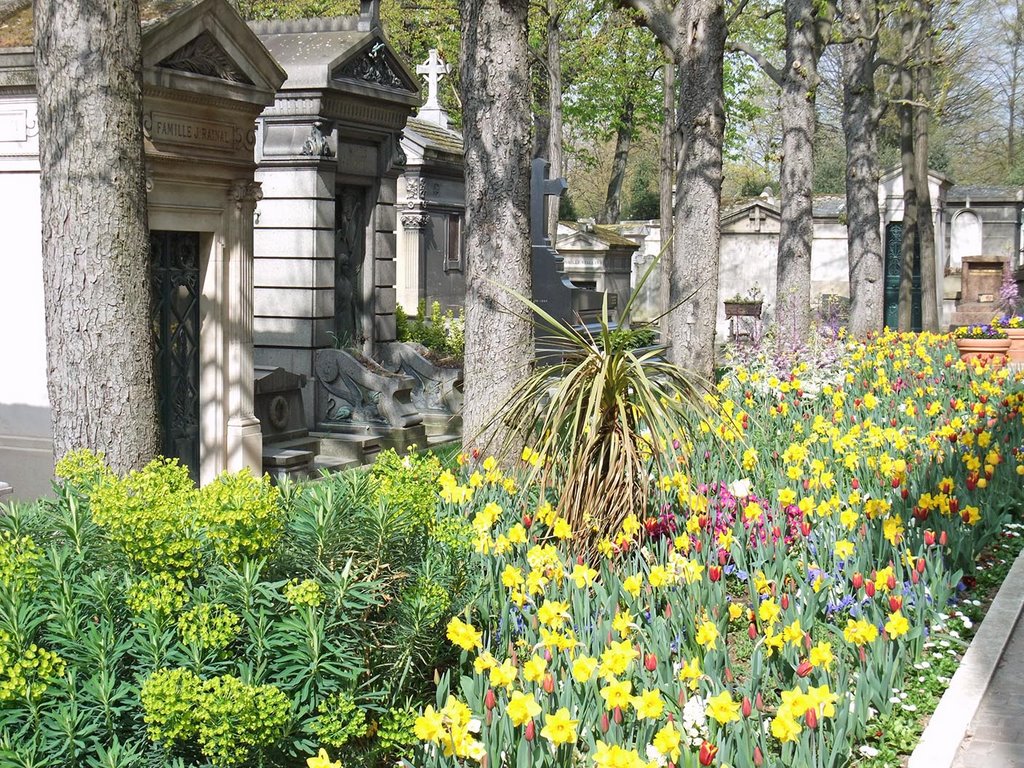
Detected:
left=416, top=49, right=451, bottom=129
left=749, top=206, right=765, bottom=233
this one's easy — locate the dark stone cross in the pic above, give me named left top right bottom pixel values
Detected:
left=529, top=157, right=603, bottom=331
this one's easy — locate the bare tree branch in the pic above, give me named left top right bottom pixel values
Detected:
left=728, top=39, right=784, bottom=85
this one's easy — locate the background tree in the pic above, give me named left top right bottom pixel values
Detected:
left=459, top=0, right=534, bottom=452
left=622, top=0, right=728, bottom=379
left=35, top=0, right=159, bottom=472
left=732, top=0, right=835, bottom=345
left=841, top=0, right=885, bottom=336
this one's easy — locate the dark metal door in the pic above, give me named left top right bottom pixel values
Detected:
left=883, top=222, right=922, bottom=332
left=150, top=231, right=200, bottom=482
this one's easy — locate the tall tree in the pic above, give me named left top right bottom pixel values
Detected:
left=460, top=0, right=534, bottom=451
left=841, top=0, right=885, bottom=336
left=733, top=0, right=834, bottom=345
left=914, top=2, right=939, bottom=332
left=35, top=0, right=159, bottom=472
left=622, top=0, right=727, bottom=378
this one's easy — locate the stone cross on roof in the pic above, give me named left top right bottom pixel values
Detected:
left=416, top=49, right=451, bottom=129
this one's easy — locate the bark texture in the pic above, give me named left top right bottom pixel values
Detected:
left=35, top=0, right=159, bottom=473
left=915, top=7, right=939, bottom=332
left=898, top=12, right=920, bottom=332
left=841, top=0, right=884, bottom=337
left=665, top=0, right=725, bottom=377
left=776, top=0, right=825, bottom=345
left=625, top=0, right=725, bottom=379
left=545, top=0, right=563, bottom=241
left=598, top=97, right=635, bottom=224
left=460, top=0, right=534, bottom=453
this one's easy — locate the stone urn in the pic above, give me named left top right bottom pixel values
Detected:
left=1005, top=328, right=1024, bottom=363
left=954, top=337, right=1012, bottom=365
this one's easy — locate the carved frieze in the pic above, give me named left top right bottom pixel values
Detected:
left=157, top=32, right=254, bottom=85
left=300, top=120, right=335, bottom=158
left=401, top=211, right=429, bottom=229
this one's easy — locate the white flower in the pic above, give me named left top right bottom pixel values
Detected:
left=859, top=745, right=880, bottom=758
left=646, top=745, right=667, bottom=767
left=729, top=478, right=753, bottom=498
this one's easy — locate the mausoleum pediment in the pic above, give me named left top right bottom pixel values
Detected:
left=142, top=0, right=286, bottom=102
left=330, top=38, right=417, bottom=94
left=720, top=201, right=780, bottom=234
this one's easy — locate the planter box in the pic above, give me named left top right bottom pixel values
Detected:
left=954, top=337, right=1011, bottom=365
left=1006, top=327, right=1024, bottom=363
left=723, top=301, right=763, bottom=319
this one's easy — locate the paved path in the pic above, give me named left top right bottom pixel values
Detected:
left=910, top=549, right=1024, bottom=768
left=950, top=609, right=1024, bottom=768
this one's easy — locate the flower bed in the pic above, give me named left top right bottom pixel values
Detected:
left=414, top=330, right=1024, bottom=768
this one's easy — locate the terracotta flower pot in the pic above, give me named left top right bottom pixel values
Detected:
left=955, top=337, right=1012, bottom=366
left=1005, top=328, right=1024, bottom=363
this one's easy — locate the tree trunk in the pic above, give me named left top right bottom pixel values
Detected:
left=659, top=54, right=676, bottom=341
left=460, top=0, right=533, bottom=454
left=667, top=0, right=726, bottom=378
left=841, top=0, right=884, bottom=337
left=776, top=0, right=822, bottom=346
left=598, top=97, right=635, bottom=224
left=545, top=0, right=563, bottom=241
left=35, top=0, right=159, bottom=473
left=898, top=14, right=919, bottom=332
left=915, top=5, right=939, bottom=332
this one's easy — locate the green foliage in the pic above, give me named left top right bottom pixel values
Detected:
left=369, top=448, right=443, bottom=527
left=0, top=449, right=473, bottom=767
left=311, top=692, right=369, bottom=748
left=141, top=669, right=291, bottom=767
left=395, top=300, right=465, bottom=360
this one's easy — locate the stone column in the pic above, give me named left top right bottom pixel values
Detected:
left=398, top=207, right=428, bottom=313
left=225, top=180, right=263, bottom=475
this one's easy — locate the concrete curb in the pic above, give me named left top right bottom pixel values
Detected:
left=908, top=546, right=1024, bottom=768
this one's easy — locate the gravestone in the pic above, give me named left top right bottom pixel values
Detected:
left=951, top=256, right=1007, bottom=327
left=530, top=158, right=604, bottom=328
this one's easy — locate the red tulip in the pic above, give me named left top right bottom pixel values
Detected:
left=865, top=581, right=876, bottom=597
left=600, top=712, right=610, bottom=733
left=484, top=689, right=496, bottom=710
left=917, top=557, right=926, bottom=573
left=852, top=477, right=859, bottom=489
left=645, top=653, right=658, bottom=672
left=887, top=573, right=897, bottom=590
left=901, top=487, right=909, bottom=500
left=749, top=622, right=758, bottom=639
left=800, top=520, right=812, bottom=537
left=525, top=720, right=535, bottom=741
left=613, top=706, right=624, bottom=725
left=889, top=596, right=903, bottom=612
left=940, top=530, right=948, bottom=546
left=806, top=707, right=819, bottom=729
left=742, top=696, right=753, bottom=717
left=709, top=565, right=722, bottom=582
left=754, top=746, right=764, bottom=766
left=795, top=660, right=812, bottom=677
left=781, top=594, right=790, bottom=610
left=755, top=692, right=765, bottom=710
left=924, top=529, right=936, bottom=546
left=699, top=741, right=718, bottom=766
left=542, top=673, right=554, bottom=694
left=522, top=515, right=533, bottom=529
left=852, top=572, right=864, bottom=589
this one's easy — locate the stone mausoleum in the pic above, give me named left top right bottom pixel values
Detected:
left=0, top=0, right=286, bottom=497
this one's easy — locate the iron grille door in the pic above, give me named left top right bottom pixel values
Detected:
left=150, top=231, right=200, bottom=482
left=883, top=222, right=922, bottom=332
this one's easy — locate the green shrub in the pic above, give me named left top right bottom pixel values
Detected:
left=0, top=449, right=471, bottom=768
left=395, top=300, right=465, bottom=359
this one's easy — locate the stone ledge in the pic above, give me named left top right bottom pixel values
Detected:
left=908, top=546, right=1024, bottom=768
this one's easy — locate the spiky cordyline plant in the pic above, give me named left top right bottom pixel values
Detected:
left=484, top=262, right=720, bottom=547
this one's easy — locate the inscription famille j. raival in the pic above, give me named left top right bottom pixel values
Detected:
left=147, top=112, right=236, bottom=150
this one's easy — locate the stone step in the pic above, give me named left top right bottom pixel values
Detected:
left=311, top=432, right=382, bottom=464
left=263, top=436, right=320, bottom=455
left=313, top=456, right=360, bottom=476
left=262, top=448, right=314, bottom=469
left=427, top=434, right=460, bottom=447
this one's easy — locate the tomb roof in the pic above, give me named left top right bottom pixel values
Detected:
left=404, top=116, right=462, bottom=158
left=947, top=184, right=1022, bottom=203
left=251, top=17, right=418, bottom=97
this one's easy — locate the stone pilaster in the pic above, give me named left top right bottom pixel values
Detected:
left=225, top=179, right=263, bottom=474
